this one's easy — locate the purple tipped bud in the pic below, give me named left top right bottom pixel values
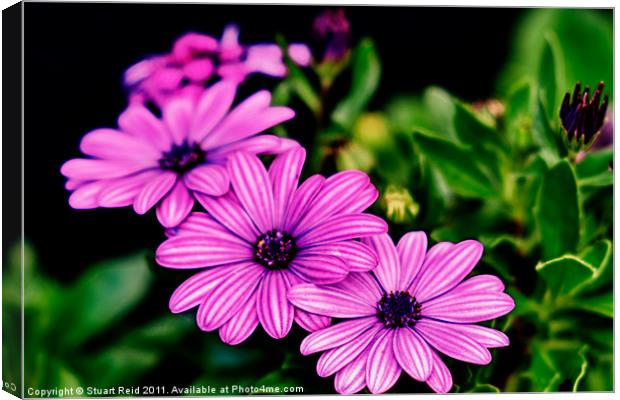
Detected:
left=312, top=8, right=351, bottom=62
left=560, top=81, right=609, bottom=147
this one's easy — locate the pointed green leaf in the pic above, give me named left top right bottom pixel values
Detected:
left=536, top=255, right=595, bottom=297
left=453, top=102, right=507, bottom=152
left=331, top=39, right=381, bottom=130
left=535, top=160, right=580, bottom=260
left=539, top=33, right=566, bottom=122
left=413, top=131, right=498, bottom=199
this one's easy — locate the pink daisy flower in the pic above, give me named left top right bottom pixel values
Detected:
left=288, top=232, right=515, bottom=394
left=61, top=81, right=297, bottom=228
left=125, top=24, right=311, bottom=106
left=156, top=147, right=388, bottom=344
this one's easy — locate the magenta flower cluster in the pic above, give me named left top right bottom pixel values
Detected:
left=61, top=23, right=514, bottom=394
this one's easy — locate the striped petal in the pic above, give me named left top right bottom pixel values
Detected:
left=299, top=241, right=378, bottom=272
left=282, top=174, right=325, bottom=232
left=156, top=235, right=252, bottom=269
left=133, top=171, right=177, bottom=214
left=60, top=159, right=149, bottom=180
left=268, top=147, right=305, bottom=227
left=362, top=234, right=400, bottom=292
left=163, top=97, right=193, bottom=145
left=330, top=272, right=383, bottom=307
left=366, top=329, right=402, bottom=394
left=300, top=317, right=377, bottom=355
left=426, top=351, right=453, bottom=394
left=339, top=182, right=379, bottom=214
left=156, top=181, right=195, bottom=228
left=288, top=284, right=376, bottom=318
left=169, top=264, right=242, bottom=313
left=165, top=212, right=241, bottom=242
left=422, top=280, right=515, bottom=323
left=316, top=324, right=383, bottom=377
left=257, top=270, right=294, bottom=339
left=227, top=152, right=275, bottom=232
left=219, top=292, right=259, bottom=345
left=413, top=240, right=484, bottom=302
left=414, top=319, right=492, bottom=365
left=296, top=214, right=388, bottom=248
left=68, top=180, right=108, bottom=209
left=207, top=135, right=284, bottom=159
left=393, top=327, right=433, bottom=381
left=97, top=170, right=159, bottom=207
left=184, top=164, right=230, bottom=196
left=196, top=262, right=264, bottom=331
left=289, top=254, right=349, bottom=285
left=285, top=271, right=331, bottom=332
left=441, top=324, right=509, bottom=348
left=293, top=170, right=371, bottom=234
left=396, top=231, right=428, bottom=290
left=195, top=192, right=260, bottom=243
left=334, top=346, right=371, bottom=394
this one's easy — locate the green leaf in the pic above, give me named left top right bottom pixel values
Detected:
left=536, top=255, right=595, bottom=298
left=573, top=292, right=612, bottom=318
left=468, top=383, right=500, bottom=393
left=331, top=38, right=381, bottom=130
left=453, top=102, right=506, bottom=152
left=55, top=252, right=153, bottom=349
left=535, top=160, right=580, bottom=260
left=413, top=131, right=498, bottom=199
left=576, top=149, right=613, bottom=189
left=579, top=239, right=613, bottom=290
left=539, top=33, right=566, bottom=122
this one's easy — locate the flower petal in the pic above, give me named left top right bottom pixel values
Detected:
left=256, top=270, right=294, bottom=339
left=133, top=171, right=177, bottom=214
left=169, top=265, right=241, bottom=313
left=300, top=316, right=377, bottom=355
left=156, top=235, right=252, bottom=269
left=195, top=192, right=260, bottom=243
left=366, top=329, right=402, bottom=394
left=414, top=319, right=492, bottom=365
left=422, top=280, right=515, bottom=323
left=362, top=233, right=400, bottom=292
left=296, top=214, right=388, bottom=248
left=197, top=262, right=264, bottom=331
left=80, top=128, right=161, bottom=161
left=293, top=171, right=371, bottom=234
left=190, top=80, right=237, bottom=142
left=282, top=174, right=325, bottom=232
left=227, top=152, right=275, bottom=232
left=156, top=181, right=195, bottom=227
left=289, top=254, right=349, bottom=285
left=61, top=159, right=149, bottom=180
left=287, top=283, right=375, bottom=318
left=184, top=164, right=230, bottom=196
left=396, top=231, right=428, bottom=290
left=268, top=147, right=305, bottom=228
left=426, top=351, right=453, bottom=394
left=202, top=90, right=294, bottom=148
left=413, top=240, right=484, bottom=302
left=441, top=324, right=509, bottom=348
left=393, top=327, right=433, bottom=381
left=339, top=182, right=379, bottom=215
left=97, top=170, right=159, bottom=207
left=118, top=105, right=172, bottom=151
left=334, top=347, right=371, bottom=394
left=219, top=292, right=259, bottom=345
left=299, top=241, right=378, bottom=272
left=163, top=97, right=194, bottom=145
left=68, top=180, right=108, bottom=209
left=285, top=271, right=331, bottom=332
left=331, top=272, right=383, bottom=307
left=207, top=135, right=284, bottom=159
left=317, top=324, right=383, bottom=377
left=165, top=212, right=241, bottom=242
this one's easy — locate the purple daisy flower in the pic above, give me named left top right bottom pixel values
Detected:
left=61, top=81, right=297, bottom=228
left=156, top=148, right=388, bottom=344
left=125, top=24, right=311, bottom=106
left=288, top=232, right=515, bottom=394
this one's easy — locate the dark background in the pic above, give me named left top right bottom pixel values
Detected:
left=24, top=3, right=523, bottom=281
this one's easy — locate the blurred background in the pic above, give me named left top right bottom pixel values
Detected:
left=4, top=3, right=612, bottom=395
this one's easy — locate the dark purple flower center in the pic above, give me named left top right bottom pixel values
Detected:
left=377, top=291, right=422, bottom=328
left=159, top=141, right=206, bottom=174
left=254, top=230, right=297, bottom=270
